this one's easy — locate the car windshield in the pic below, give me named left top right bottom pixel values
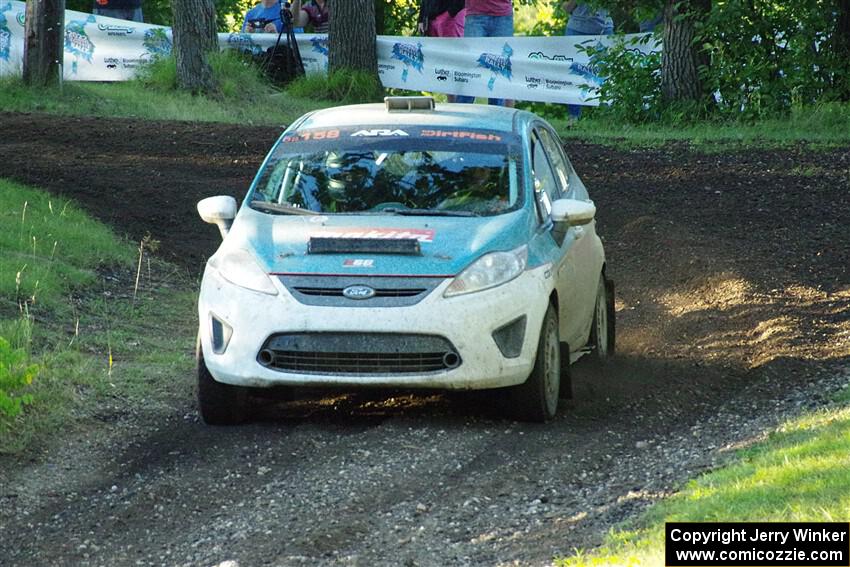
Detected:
left=250, top=126, right=522, bottom=216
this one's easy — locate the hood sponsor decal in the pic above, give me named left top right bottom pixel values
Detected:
left=315, top=228, right=435, bottom=243
left=343, top=259, right=375, bottom=268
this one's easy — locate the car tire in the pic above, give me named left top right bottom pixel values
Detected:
left=559, top=341, right=573, bottom=400
left=588, top=274, right=616, bottom=363
left=509, top=303, right=560, bottom=422
left=197, top=344, right=249, bottom=425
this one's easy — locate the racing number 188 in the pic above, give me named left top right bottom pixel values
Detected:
left=302, top=129, right=339, bottom=141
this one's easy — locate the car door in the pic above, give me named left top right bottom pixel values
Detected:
left=536, top=126, right=604, bottom=348
left=529, top=125, right=584, bottom=350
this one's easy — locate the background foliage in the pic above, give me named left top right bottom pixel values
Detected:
left=60, top=0, right=850, bottom=122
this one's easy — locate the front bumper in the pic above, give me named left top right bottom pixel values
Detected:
left=198, top=266, right=552, bottom=390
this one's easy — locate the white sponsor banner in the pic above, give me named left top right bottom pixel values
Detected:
left=0, top=1, right=659, bottom=105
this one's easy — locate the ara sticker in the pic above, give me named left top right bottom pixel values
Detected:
left=350, top=129, right=409, bottom=137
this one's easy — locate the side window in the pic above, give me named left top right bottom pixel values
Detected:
left=537, top=128, right=572, bottom=197
left=540, top=127, right=590, bottom=201
left=531, top=130, right=561, bottom=221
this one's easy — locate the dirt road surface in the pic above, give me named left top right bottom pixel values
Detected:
left=0, top=112, right=848, bottom=566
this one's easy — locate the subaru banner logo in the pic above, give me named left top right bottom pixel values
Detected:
left=343, top=285, right=376, bottom=300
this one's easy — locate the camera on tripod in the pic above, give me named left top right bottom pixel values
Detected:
left=249, top=17, right=273, bottom=32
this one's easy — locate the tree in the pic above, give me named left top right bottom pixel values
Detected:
left=660, top=0, right=711, bottom=104
left=834, top=0, right=850, bottom=100
left=171, top=0, right=218, bottom=93
left=23, top=0, right=65, bottom=87
left=328, top=0, right=379, bottom=78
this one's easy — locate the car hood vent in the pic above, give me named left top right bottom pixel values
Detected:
left=308, top=237, right=421, bottom=255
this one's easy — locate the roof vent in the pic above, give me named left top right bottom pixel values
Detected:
left=385, top=96, right=435, bottom=112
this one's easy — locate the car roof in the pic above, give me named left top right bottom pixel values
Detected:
left=296, top=102, right=523, bottom=134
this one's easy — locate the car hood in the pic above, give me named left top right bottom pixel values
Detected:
left=224, top=207, right=532, bottom=276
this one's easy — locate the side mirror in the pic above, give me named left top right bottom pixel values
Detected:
left=551, top=198, right=596, bottom=226
left=198, top=196, right=237, bottom=239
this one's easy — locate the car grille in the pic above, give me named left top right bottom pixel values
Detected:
left=293, top=286, right=426, bottom=298
left=258, top=333, right=461, bottom=375
left=280, top=275, right=444, bottom=307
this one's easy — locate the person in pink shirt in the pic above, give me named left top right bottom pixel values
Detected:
left=419, top=1, right=467, bottom=102
left=456, top=0, right=513, bottom=106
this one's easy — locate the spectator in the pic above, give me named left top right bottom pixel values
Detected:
left=92, top=0, right=143, bottom=23
left=243, top=0, right=286, bottom=33
left=456, top=0, right=513, bottom=106
left=418, top=0, right=466, bottom=102
left=291, top=0, right=330, bottom=33
left=562, top=0, right=613, bottom=121
left=418, top=0, right=466, bottom=37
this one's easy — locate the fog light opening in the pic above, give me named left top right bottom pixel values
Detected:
left=258, top=349, right=276, bottom=367
left=442, top=352, right=460, bottom=369
left=210, top=314, right=233, bottom=354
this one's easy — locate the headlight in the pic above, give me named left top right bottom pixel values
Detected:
left=444, top=245, right=528, bottom=297
left=208, top=248, right=278, bottom=295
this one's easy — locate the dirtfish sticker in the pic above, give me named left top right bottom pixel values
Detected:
left=143, top=28, right=172, bottom=57
left=477, top=43, right=512, bottom=91
left=391, top=42, right=423, bottom=82
left=0, top=3, right=12, bottom=62
left=65, top=15, right=96, bottom=74
left=226, top=32, right=260, bottom=56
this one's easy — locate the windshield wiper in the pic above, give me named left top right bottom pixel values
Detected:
left=380, top=208, right=479, bottom=217
left=251, top=201, right=320, bottom=216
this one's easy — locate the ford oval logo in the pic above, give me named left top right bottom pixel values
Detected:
left=343, top=285, right=376, bottom=300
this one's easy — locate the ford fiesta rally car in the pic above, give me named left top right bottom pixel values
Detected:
left=196, top=96, right=615, bottom=424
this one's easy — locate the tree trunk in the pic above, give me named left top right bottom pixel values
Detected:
left=328, top=0, right=378, bottom=76
left=661, top=0, right=710, bottom=103
left=835, top=0, right=850, bottom=100
left=23, top=0, right=65, bottom=87
left=374, top=0, right=385, bottom=35
left=172, top=0, right=218, bottom=94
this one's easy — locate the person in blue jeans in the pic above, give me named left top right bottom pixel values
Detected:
left=563, top=1, right=614, bottom=120
left=455, top=0, right=514, bottom=106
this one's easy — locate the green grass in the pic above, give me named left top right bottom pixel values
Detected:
left=4, top=59, right=850, bottom=148
left=0, top=180, right=197, bottom=454
left=556, top=383, right=850, bottom=566
left=0, top=53, right=334, bottom=127
left=0, top=179, right=136, bottom=311
left=287, top=69, right=385, bottom=105
left=542, top=102, right=850, bottom=149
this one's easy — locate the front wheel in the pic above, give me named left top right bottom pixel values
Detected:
left=588, top=274, right=616, bottom=363
left=197, top=345, right=249, bottom=425
left=509, top=304, right=560, bottom=422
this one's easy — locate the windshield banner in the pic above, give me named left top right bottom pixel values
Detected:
left=0, top=0, right=659, bottom=106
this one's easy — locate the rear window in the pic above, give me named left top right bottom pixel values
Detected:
left=251, top=125, right=523, bottom=217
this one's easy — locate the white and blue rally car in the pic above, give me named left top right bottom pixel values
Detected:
left=196, top=97, right=614, bottom=424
